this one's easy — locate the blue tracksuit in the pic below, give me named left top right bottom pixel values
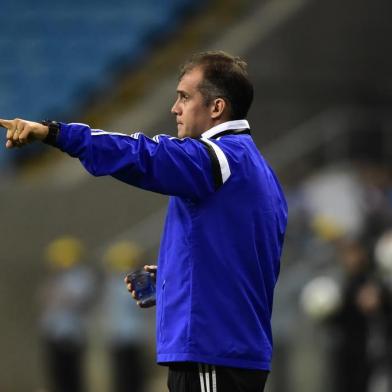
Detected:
left=54, top=119, right=288, bottom=370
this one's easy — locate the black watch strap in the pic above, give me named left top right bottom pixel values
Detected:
left=41, top=120, right=60, bottom=146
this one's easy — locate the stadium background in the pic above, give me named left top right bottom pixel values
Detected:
left=1, top=0, right=392, bottom=390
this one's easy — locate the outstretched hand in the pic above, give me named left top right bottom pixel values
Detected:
left=0, top=118, right=49, bottom=148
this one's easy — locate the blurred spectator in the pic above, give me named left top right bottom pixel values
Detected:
left=330, top=238, right=377, bottom=392
left=300, top=163, right=392, bottom=244
left=301, top=165, right=366, bottom=239
left=39, top=236, right=97, bottom=392
left=358, top=162, right=392, bottom=248
left=100, top=241, right=149, bottom=392
left=301, top=237, right=392, bottom=392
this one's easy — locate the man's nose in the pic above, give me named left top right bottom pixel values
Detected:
left=171, top=99, right=180, bottom=115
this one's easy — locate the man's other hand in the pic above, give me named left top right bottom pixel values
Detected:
left=0, top=118, right=49, bottom=148
left=124, top=264, right=157, bottom=308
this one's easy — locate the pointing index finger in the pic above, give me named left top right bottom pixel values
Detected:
left=0, top=119, right=13, bottom=129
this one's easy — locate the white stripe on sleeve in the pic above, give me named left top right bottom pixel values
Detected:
left=200, top=138, right=231, bottom=184
left=90, top=130, right=142, bottom=139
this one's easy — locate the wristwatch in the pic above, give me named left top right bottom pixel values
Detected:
left=41, top=120, right=60, bottom=146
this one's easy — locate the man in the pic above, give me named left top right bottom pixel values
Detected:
left=1, top=51, right=288, bottom=392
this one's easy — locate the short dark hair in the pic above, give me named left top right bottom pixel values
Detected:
left=179, top=51, right=254, bottom=120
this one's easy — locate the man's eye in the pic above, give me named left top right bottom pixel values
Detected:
left=181, top=95, right=188, bottom=101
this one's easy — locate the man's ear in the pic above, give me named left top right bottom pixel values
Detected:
left=210, top=98, right=228, bottom=120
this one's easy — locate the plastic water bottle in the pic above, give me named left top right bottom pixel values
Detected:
left=127, top=269, right=156, bottom=307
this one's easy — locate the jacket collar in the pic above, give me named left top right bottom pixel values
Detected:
left=201, top=119, right=250, bottom=139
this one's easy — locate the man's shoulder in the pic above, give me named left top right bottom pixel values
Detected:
left=211, top=134, right=258, bottom=159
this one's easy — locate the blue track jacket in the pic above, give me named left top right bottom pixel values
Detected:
left=55, top=119, right=288, bottom=370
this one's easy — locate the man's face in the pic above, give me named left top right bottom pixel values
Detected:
left=171, top=67, right=215, bottom=139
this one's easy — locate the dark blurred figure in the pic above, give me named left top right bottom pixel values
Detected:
left=39, top=236, right=96, bottom=392
left=101, top=241, right=149, bottom=392
left=359, top=162, right=392, bottom=247
left=329, top=238, right=392, bottom=392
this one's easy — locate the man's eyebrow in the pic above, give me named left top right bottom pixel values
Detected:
left=176, top=89, right=188, bottom=95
